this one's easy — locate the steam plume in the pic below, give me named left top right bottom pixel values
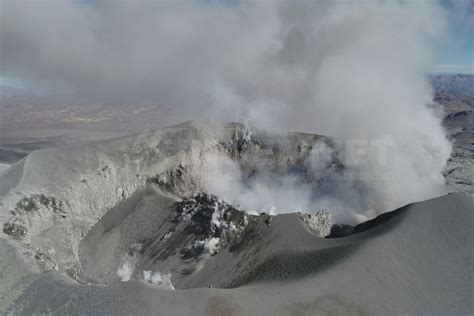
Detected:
left=0, top=0, right=453, bottom=220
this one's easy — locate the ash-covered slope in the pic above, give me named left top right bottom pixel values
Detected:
left=79, top=189, right=331, bottom=290
left=2, top=193, right=472, bottom=315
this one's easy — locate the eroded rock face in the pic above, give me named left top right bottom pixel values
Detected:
left=301, top=211, right=332, bottom=238
left=444, top=144, right=474, bottom=195
left=174, top=193, right=249, bottom=258
left=148, top=164, right=197, bottom=197
left=219, top=124, right=257, bottom=158
left=116, top=192, right=256, bottom=286
left=3, top=221, right=27, bottom=238
left=117, top=192, right=252, bottom=266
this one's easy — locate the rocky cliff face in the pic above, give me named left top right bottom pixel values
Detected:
left=431, top=74, right=474, bottom=195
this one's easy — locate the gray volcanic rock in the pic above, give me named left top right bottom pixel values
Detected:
left=443, top=144, right=474, bottom=195
left=432, top=75, right=474, bottom=196
left=300, top=211, right=332, bottom=237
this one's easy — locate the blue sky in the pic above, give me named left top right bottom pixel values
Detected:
left=433, top=0, right=474, bottom=73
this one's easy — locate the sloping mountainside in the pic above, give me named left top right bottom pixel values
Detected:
left=0, top=121, right=472, bottom=314
left=1, top=193, right=472, bottom=315
left=429, top=74, right=474, bottom=96
left=430, top=74, right=474, bottom=195
left=1, top=75, right=472, bottom=196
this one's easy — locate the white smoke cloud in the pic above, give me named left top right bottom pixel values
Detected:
left=199, top=151, right=366, bottom=222
left=307, top=141, right=337, bottom=177
left=117, top=252, right=175, bottom=290
left=117, top=253, right=138, bottom=282
left=0, top=0, right=453, bottom=220
left=143, top=270, right=175, bottom=290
